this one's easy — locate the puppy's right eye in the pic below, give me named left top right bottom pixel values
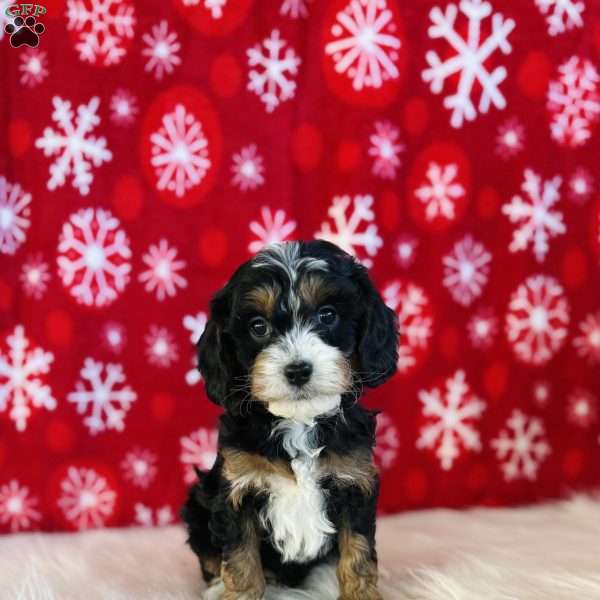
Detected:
left=249, top=316, right=270, bottom=338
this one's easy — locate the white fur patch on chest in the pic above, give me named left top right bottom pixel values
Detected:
left=259, top=420, right=336, bottom=564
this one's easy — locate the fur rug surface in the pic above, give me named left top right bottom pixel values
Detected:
left=1, top=496, right=600, bottom=600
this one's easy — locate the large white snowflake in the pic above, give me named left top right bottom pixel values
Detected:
left=325, top=0, right=401, bottom=91
left=57, top=208, right=131, bottom=307
left=491, top=410, right=550, bottom=481
left=547, top=56, right=600, bottom=147
left=58, top=466, right=116, bottom=530
left=442, top=234, right=492, bottom=306
left=68, top=358, right=137, bottom=435
left=383, top=281, right=433, bottom=374
left=417, top=370, right=486, bottom=470
left=374, top=413, right=400, bottom=470
left=573, top=311, right=600, bottom=365
left=247, top=29, right=301, bottom=113
left=369, top=121, right=404, bottom=180
left=249, top=207, right=297, bottom=254
left=422, top=0, right=515, bottom=128
left=315, top=195, right=383, bottom=267
left=35, top=96, right=112, bottom=195
left=0, top=480, right=41, bottom=532
left=415, top=162, right=465, bottom=222
left=66, top=0, right=135, bottom=66
left=121, top=448, right=158, bottom=489
left=134, top=503, right=173, bottom=527
left=150, top=104, right=211, bottom=198
left=534, top=0, right=585, bottom=36
left=505, top=275, right=570, bottom=366
left=138, top=239, right=188, bottom=301
left=0, top=176, right=31, bottom=255
left=0, top=325, right=55, bottom=432
left=180, top=427, right=218, bottom=484
left=502, top=169, right=565, bottom=263
left=142, top=20, right=181, bottom=80
left=231, top=144, right=265, bottom=191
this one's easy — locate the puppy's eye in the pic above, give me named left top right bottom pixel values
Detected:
left=249, top=316, right=270, bottom=338
left=318, top=305, right=338, bottom=326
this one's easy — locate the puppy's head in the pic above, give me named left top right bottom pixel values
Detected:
left=197, top=241, right=398, bottom=422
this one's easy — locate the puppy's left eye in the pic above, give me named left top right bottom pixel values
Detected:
left=249, top=316, right=270, bottom=338
left=318, top=305, right=338, bottom=326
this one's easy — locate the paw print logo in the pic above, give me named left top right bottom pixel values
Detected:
left=5, top=15, right=45, bottom=48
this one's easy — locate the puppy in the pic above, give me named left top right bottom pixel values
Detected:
left=182, top=240, right=398, bottom=600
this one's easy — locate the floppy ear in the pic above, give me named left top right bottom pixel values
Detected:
left=353, top=261, right=399, bottom=387
left=197, top=287, right=234, bottom=406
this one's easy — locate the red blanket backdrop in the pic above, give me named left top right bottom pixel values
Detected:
left=1, top=0, right=599, bottom=533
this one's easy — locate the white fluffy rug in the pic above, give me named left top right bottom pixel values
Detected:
left=1, top=496, right=600, bottom=600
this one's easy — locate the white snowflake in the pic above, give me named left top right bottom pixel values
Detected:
left=121, top=448, right=158, bottom=488
left=142, top=20, right=181, bottom=80
left=467, top=307, right=498, bottom=350
left=496, top=117, right=525, bottom=158
left=568, top=167, right=594, bottom=204
left=442, top=235, right=492, bottom=307
left=35, top=96, right=112, bottom=195
left=145, top=326, right=179, bottom=368
left=68, top=358, right=137, bottom=435
left=231, top=144, right=265, bottom=191
left=58, top=466, right=116, bottom=530
left=533, top=380, right=551, bottom=408
left=19, top=48, right=49, bottom=87
left=417, top=370, right=486, bottom=470
left=247, top=29, right=301, bottom=113
left=20, top=254, right=50, bottom=299
left=183, top=312, right=207, bottom=344
left=101, top=321, right=126, bottom=354
left=393, top=233, right=419, bottom=268
left=138, top=239, right=188, bottom=301
left=66, top=0, right=135, bottom=66
left=374, top=413, right=400, bottom=470
left=57, top=208, right=131, bottom=307
left=280, top=0, right=310, bottom=18
left=369, top=121, right=404, bottom=180
left=150, top=104, right=211, bottom=198
left=567, top=388, right=597, bottom=428
left=502, top=169, right=565, bottom=263
left=422, top=0, right=515, bottom=128
left=0, top=325, right=55, bottom=432
left=383, top=281, right=433, bottom=374
left=491, top=410, right=551, bottom=481
left=186, top=356, right=202, bottom=387
left=415, top=162, right=465, bottom=222
left=0, top=480, right=41, bottom=533
left=315, top=195, right=383, bottom=268
left=110, top=89, right=138, bottom=126
left=180, top=427, right=218, bottom=484
left=505, top=275, right=570, bottom=366
left=134, top=503, right=173, bottom=527
left=547, top=56, right=600, bottom=147
left=0, top=176, right=31, bottom=255
left=249, top=207, right=297, bottom=253
left=573, top=311, right=600, bottom=365
left=325, top=0, right=402, bottom=91
left=534, top=0, right=585, bottom=36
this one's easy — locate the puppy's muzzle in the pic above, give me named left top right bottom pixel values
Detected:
left=284, top=361, right=313, bottom=387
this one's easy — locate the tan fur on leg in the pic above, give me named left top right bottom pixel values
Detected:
left=337, top=529, right=382, bottom=600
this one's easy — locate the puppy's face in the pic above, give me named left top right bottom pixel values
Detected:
left=198, top=241, right=398, bottom=422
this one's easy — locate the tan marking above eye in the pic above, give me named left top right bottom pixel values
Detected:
left=244, top=284, right=281, bottom=318
left=297, top=273, right=337, bottom=308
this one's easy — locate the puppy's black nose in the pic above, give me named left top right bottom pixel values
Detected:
left=284, top=361, right=313, bottom=387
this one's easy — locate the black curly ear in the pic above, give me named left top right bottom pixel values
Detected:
left=353, top=261, right=398, bottom=387
left=197, top=288, right=234, bottom=406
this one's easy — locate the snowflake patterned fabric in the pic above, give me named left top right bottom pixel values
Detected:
left=1, top=0, right=599, bottom=532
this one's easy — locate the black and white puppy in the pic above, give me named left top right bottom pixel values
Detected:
left=182, top=240, right=398, bottom=600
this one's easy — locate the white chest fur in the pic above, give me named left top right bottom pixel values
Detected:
left=259, top=420, right=336, bottom=564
